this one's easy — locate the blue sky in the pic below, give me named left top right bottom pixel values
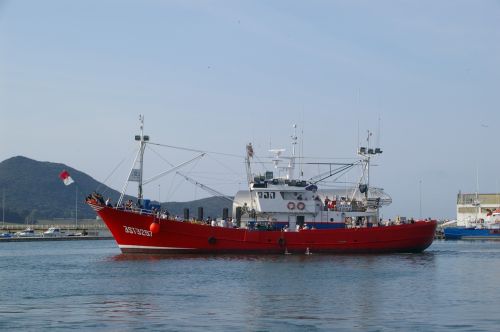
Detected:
left=1, top=0, right=499, bottom=219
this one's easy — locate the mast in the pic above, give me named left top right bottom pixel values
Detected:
left=118, top=115, right=150, bottom=207
left=245, top=143, right=256, bottom=215
left=245, top=143, right=254, bottom=186
left=269, top=125, right=299, bottom=180
left=366, top=130, right=371, bottom=194
left=359, top=130, right=373, bottom=199
left=137, top=114, right=149, bottom=203
left=290, top=124, right=297, bottom=180
left=357, top=130, right=382, bottom=202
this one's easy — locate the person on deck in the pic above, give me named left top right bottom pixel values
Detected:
left=324, top=197, right=330, bottom=211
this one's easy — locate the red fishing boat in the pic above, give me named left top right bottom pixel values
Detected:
left=87, top=116, right=436, bottom=254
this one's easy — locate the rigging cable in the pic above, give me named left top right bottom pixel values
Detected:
left=148, top=142, right=243, bottom=158
left=205, top=153, right=244, bottom=179
left=146, top=145, right=227, bottom=202
left=96, top=146, right=137, bottom=195
left=146, top=145, right=185, bottom=202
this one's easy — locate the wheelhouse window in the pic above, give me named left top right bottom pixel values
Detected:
left=257, top=191, right=276, bottom=199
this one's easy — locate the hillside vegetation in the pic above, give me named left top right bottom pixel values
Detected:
left=0, top=156, right=231, bottom=223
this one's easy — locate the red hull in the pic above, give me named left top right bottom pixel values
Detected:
left=91, top=203, right=437, bottom=254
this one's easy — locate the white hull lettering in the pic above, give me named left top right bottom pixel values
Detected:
left=123, top=226, right=153, bottom=237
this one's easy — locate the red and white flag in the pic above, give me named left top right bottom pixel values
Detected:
left=59, top=170, right=74, bottom=186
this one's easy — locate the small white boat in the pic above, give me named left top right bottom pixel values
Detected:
left=16, top=228, right=36, bottom=237
left=43, top=227, right=64, bottom=237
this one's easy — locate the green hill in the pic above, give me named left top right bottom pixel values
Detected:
left=0, top=156, right=232, bottom=223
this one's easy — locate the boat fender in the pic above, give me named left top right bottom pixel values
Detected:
left=278, top=238, right=285, bottom=247
left=297, top=202, right=305, bottom=210
left=208, top=236, right=217, bottom=245
left=287, top=202, right=295, bottom=210
left=150, top=222, right=160, bottom=234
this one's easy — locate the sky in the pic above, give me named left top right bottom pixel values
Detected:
left=1, top=0, right=499, bottom=219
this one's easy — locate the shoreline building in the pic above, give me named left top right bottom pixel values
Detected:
left=456, top=192, right=500, bottom=227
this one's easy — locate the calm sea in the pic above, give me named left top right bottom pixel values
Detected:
left=0, top=240, right=499, bottom=331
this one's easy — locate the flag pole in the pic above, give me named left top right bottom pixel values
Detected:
left=2, top=188, right=5, bottom=228
left=75, top=185, right=78, bottom=230
left=59, top=170, right=77, bottom=229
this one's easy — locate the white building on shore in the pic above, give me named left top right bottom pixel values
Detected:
left=456, top=192, right=500, bottom=227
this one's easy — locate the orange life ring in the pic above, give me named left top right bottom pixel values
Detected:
left=287, top=202, right=295, bottom=210
left=297, top=202, right=305, bottom=210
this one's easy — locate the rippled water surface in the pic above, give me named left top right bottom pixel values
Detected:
left=1, top=240, right=499, bottom=331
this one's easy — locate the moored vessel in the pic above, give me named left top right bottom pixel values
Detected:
left=87, top=117, right=436, bottom=254
left=43, top=227, right=64, bottom=237
left=443, top=209, right=500, bottom=240
left=15, top=227, right=37, bottom=238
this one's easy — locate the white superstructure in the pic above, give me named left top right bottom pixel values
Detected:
left=233, top=126, right=392, bottom=230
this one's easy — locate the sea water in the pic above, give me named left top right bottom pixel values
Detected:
left=0, top=240, right=499, bottom=331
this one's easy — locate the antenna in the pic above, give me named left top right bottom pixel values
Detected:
left=300, top=125, right=304, bottom=178
left=497, top=178, right=500, bottom=207
left=356, top=88, right=361, bottom=149
left=291, top=124, right=297, bottom=157
left=377, top=116, right=381, bottom=149
left=470, top=164, right=481, bottom=222
left=476, top=165, right=479, bottom=196
left=291, top=124, right=298, bottom=179
left=419, top=179, right=422, bottom=219
left=357, top=120, right=360, bottom=150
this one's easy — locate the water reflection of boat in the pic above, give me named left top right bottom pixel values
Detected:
left=87, top=117, right=436, bottom=254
